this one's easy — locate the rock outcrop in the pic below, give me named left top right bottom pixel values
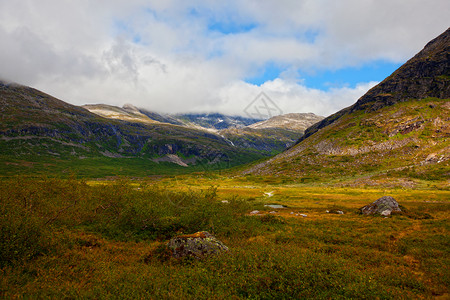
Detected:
left=360, top=196, right=402, bottom=216
left=167, top=231, right=229, bottom=259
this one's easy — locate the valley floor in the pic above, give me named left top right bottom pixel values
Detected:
left=1, top=175, right=449, bottom=299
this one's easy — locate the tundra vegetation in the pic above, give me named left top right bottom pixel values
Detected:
left=1, top=174, right=448, bottom=299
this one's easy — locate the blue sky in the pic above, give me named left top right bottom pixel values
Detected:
left=305, top=61, right=403, bottom=90
left=245, top=60, right=403, bottom=89
left=0, top=0, right=448, bottom=117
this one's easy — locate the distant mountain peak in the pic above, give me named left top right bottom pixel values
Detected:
left=122, top=103, right=140, bottom=113
left=248, top=113, right=324, bottom=131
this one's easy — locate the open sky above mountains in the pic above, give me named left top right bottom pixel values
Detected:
left=0, top=1, right=448, bottom=117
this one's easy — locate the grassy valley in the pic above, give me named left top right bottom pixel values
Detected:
left=1, top=176, right=448, bottom=298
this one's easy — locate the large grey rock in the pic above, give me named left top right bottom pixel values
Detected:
left=360, top=196, right=402, bottom=215
left=167, top=231, right=228, bottom=259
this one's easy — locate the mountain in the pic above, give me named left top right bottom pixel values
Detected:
left=83, top=104, right=324, bottom=156
left=82, top=105, right=263, bottom=130
left=0, top=82, right=267, bottom=176
left=219, top=113, right=324, bottom=153
left=219, top=127, right=302, bottom=154
left=81, top=104, right=160, bottom=124
left=0, top=81, right=322, bottom=176
left=171, top=113, right=262, bottom=130
left=248, top=113, right=324, bottom=131
left=245, top=28, right=450, bottom=186
left=301, top=27, right=450, bottom=142
left=138, top=109, right=186, bottom=126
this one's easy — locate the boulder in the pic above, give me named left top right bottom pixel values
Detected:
left=360, top=196, right=402, bottom=216
left=167, top=231, right=228, bottom=259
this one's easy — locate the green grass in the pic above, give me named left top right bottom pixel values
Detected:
left=1, top=176, right=449, bottom=298
left=261, top=97, right=450, bottom=181
left=0, top=149, right=266, bottom=178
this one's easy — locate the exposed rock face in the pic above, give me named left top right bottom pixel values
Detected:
left=167, top=231, right=228, bottom=259
left=301, top=27, right=450, bottom=142
left=360, top=196, right=402, bottom=216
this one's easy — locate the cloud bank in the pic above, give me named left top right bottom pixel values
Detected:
left=0, top=0, right=448, bottom=117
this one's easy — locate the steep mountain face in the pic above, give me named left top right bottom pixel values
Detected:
left=301, top=27, right=450, bottom=142
left=220, top=127, right=301, bottom=153
left=245, top=28, right=450, bottom=186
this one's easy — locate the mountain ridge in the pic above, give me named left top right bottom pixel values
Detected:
left=245, top=28, right=450, bottom=186
left=248, top=113, right=323, bottom=131
left=300, top=27, right=450, bottom=143
left=81, top=103, right=324, bottom=154
left=0, top=81, right=259, bottom=175
left=0, top=81, right=322, bottom=176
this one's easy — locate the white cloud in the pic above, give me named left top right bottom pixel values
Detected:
left=205, top=79, right=378, bottom=117
left=0, top=0, right=448, bottom=117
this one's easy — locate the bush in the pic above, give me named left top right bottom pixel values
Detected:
left=0, top=176, right=54, bottom=266
left=0, top=176, right=263, bottom=249
left=0, top=176, right=285, bottom=267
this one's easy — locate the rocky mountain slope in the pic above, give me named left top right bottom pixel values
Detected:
left=301, top=27, right=450, bottom=142
left=219, top=113, right=323, bottom=153
left=83, top=104, right=323, bottom=155
left=245, top=28, right=450, bottom=186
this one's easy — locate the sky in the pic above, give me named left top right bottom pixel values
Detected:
left=0, top=0, right=449, bottom=118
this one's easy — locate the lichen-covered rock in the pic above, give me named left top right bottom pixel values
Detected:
left=360, top=196, right=402, bottom=216
left=167, top=231, right=228, bottom=259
